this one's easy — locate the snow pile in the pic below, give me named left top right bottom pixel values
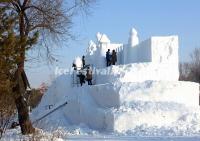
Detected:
left=32, top=63, right=199, bottom=135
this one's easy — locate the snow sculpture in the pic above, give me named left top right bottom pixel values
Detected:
left=73, top=57, right=82, bottom=70
left=128, top=28, right=139, bottom=47
left=86, top=40, right=97, bottom=56
left=85, top=33, right=122, bottom=68
left=151, top=36, right=179, bottom=64
left=85, top=27, right=179, bottom=79
left=96, top=32, right=110, bottom=44
left=33, top=27, right=200, bottom=134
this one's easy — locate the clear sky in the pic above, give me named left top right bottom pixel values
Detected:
left=26, top=0, right=200, bottom=88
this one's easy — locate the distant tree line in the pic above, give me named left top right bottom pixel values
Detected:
left=179, top=48, right=200, bottom=83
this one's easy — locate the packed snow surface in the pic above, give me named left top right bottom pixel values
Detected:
left=31, top=63, right=200, bottom=138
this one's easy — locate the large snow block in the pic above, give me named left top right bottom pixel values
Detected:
left=151, top=36, right=179, bottom=64
left=125, top=38, right=152, bottom=64
left=62, top=87, right=113, bottom=130
left=118, top=81, right=199, bottom=107
left=86, top=83, right=120, bottom=108
left=124, top=36, right=179, bottom=76
left=110, top=101, right=193, bottom=132
left=84, top=81, right=199, bottom=108
left=123, top=36, right=178, bottom=65
left=96, top=63, right=179, bottom=84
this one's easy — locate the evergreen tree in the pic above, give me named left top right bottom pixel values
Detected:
left=0, top=7, right=18, bottom=137
left=0, top=6, right=38, bottom=134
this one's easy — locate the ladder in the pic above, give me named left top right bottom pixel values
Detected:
left=33, top=101, right=68, bottom=124
left=71, top=64, right=95, bottom=87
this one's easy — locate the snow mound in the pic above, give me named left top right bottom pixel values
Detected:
left=32, top=62, right=200, bottom=136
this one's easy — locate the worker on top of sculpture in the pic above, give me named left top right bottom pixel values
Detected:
left=111, top=50, right=117, bottom=65
left=77, top=72, right=85, bottom=86
left=106, top=49, right=111, bottom=67
left=86, top=67, right=92, bottom=85
left=82, top=56, right=85, bottom=69
left=72, top=63, right=77, bottom=70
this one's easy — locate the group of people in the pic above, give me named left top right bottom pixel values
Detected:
left=77, top=66, right=93, bottom=86
left=106, top=49, right=117, bottom=67
left=73, top=49, right=117, bottom=87
left=72, top=55, right=93, bottom=86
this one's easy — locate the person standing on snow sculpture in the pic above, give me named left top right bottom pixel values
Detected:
left=106, top=49, right=111, bottom=67
left=86, top=67, right=92, bottom=85
left=82, top=55, right=85, bottom=69
left=77, top=72, right=85, bottom=86
left=72, top=63, right=77, bottom=70
left=111, top=50, right=117, bottom=65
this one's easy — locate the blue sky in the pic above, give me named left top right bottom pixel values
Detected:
left=26, top=0, right=200, bottom=87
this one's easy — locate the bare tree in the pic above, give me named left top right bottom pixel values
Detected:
left=179, top=48, right=200, bottom=83
left=0, top=0, right=95, bottom=134
left=189, top=48, right=200, bottom=83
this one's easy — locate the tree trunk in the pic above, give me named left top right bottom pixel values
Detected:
left=15, top=96, right=35, bottom=134
left=13, top=6, right=35, bottom=134
left=13, top=69, right=35, bottom=135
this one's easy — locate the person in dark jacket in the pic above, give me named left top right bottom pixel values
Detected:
left=77, top=72, right=85, bottom=86
left=111, top=50, right=117, bottom=65
left=86, top=67, right=92, bottom=85
left=82, top=56, right=85, bottom=69
left=106, top=49, right=111, bottom=67
left=72, top=63, right=77, bottom=70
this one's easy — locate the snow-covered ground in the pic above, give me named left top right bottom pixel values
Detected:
left=2, top=126, right=200, bottom=141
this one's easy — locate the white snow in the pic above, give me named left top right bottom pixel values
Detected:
left=128, top=28, right=139, bottom=47
left=31, top=71, right=199, bottom=132
left=96, top=32, right=111, bottom=44
left=95, top=63, right=179, bottom=84
left=86, top=40, right=97, bottom=56
left=73, top=57, right=83, bottom=70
